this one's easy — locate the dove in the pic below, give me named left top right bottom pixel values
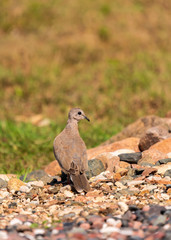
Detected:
left=53, top=108, right=90, bottom=192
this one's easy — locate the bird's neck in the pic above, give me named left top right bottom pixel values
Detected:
left=66, top=119, right=79, bottom=135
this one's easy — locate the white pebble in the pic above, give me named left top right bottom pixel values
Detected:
left=10, top=218, right=22, bottom=226
left=100, top=224, right=119, bottom=234
left=0, top=231, right=8, bottom=240
left=64, top=190, right=74, bottom=198
left=27, top=181, right=44, bottom=187
left=51, top=229, right=59, bottom=235
left=34, top=229, right=45, bottom=235
left=106, top=218, right=121, bottom=227
left=0, top=190, right=9, bottom=199
left=118, top=202, right=128, bottom=212
left=20, top=185, right=30, bottom=193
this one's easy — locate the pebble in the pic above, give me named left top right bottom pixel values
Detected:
left=20, top=185, right=31, bottom=193
left=0, top=231, right=8, bottom=240
left=10, top=218, right=23, bottom=226
left=64, top=190, right=74, bottom=198
left=27, top=181, right=44, bottom=188
left=0, top=179, right=8, bottom=189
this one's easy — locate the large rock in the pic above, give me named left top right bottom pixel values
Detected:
left=87, top=137, right=140, bottom=160
left=44, top=160, right=61, bottom=176
left=102, top=115, right=171, bottom=145
left=149, top=138, right=171, bottom=154
left=7, top=178, right=25, bottom=192
left=138, top=149, right=168, bottom=166
left=139, top=125, right=171, bottom=151
left=86, top=159, right=105, bottom=179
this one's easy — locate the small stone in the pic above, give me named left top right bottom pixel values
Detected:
left=34, top=229, right=45, bottom=235
left=164, top=169, right=171, bottom=178
left=79, top=222, right=90, bottom=230
left=0, top=189, right=9, bottom=199
left=100, top=224, right=119, bottom=234
left=86, top=159, right=105, bottom=179
left=20, top=185, right=30, bottom=193
left=106, top=218, right=122, bottom=228
left=155, top=158, right=171, bottom=165
left=153, top=215, right=167, bottom=225
left=64, top=190, right=74, bottom=198
left=119, top=152, right=142, bottom=164
left=118, top=202, right=129, bottom=212
left=127, top=180, right=145, bottom=187
left=156, top=163, right=171, bottom=175
left=0, top=231, right=8, bottom=240
left=0, top=175, right=9, bottom=182
left=10, top=218, right=22, bottom=226
left=142, top=168, right=157, bottom=177
left=27, top=181, right=44, bottom=188
left=7, top=178, right=25, bottom=192
left=0, top=179, right=7, bottom=189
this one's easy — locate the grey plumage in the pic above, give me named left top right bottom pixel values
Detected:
left=53, top=108, right=90, bottom=192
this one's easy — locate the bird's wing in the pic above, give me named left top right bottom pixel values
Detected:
left=53, top=134, right=88, bottom=174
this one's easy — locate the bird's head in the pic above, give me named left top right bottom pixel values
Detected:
left=68, top=108, right=90, bottom=122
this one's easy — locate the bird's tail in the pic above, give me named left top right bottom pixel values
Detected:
left=70, top=173, right=90, bottom=193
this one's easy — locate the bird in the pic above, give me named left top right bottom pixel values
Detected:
left=53, top=108, right=91, bottom=193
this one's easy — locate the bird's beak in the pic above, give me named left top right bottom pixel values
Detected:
left=84, top=115, right=90, bottom=122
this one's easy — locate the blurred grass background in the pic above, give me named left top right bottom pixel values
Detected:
left=0, top=0, right=171, bottom=173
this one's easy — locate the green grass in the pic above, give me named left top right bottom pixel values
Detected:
left=0, top=0, right=171, bottom=173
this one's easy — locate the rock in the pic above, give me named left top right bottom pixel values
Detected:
left=156, top=163, right=171, bottom=175
left=155, top=158, right=171, bottom=165
left=142, top=168, right=157, bottom=177
left=102, top=115, right=171, bottom=145
left=167, top=152, right=171, bottom=158
left=20, top=170, right=51, bottom=184
left=139, top=125, right=171, bottom=151
left=10, top=218, right=22, bottom=226
left=44, top=160, right=61, bottom=176
left=86, top=159, right=105, bottom=179
left=118, top=201, right=129, bottom=212
left=64, top=190, right=74, bottom=198
left=87, top=138, right=140, bottom=159
left=118, top=152, right=142, bottom=164
left=19, top=185, right=30, bottom=193
left=138, top=149, right=168, bottom=166
left=7, top=178, right=25, bottom=192
left=0, top=179, right=7, bottom=189
left=164, top=169, right=171, bottom=178
left=0, top=175, right=9, bottom=182
left=94, top=153, right=120, bottom=172
left=0, top=231, right=8, bottom=240
left=149, top=138, right=171, bottom=154
left=27, top=180, right=44, bottom=188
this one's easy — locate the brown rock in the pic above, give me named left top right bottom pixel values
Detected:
left=114, top=166, right=128, bottom=176
left=142, top=168, right=157, bottom=177
left=7, top=178, right=25, bottom=192
left=87, top=138, right=140, bottom=160
left=149, top=138, right=171, bottom=154
left=119, top=161, right=130, bottom=169
left=102, top=115, right=171, bottom=145
left=44, top=160, right=61, bottom=176
left=138, top=149, right=168, bottom=166
left=165, top=111, right=171, bottom=118
left=139, top=125, right=171, bottom=151
left=95, top=154, right=120, bottom=172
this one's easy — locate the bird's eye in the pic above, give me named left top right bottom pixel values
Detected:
left=78, top=111, right=82, bottom=115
